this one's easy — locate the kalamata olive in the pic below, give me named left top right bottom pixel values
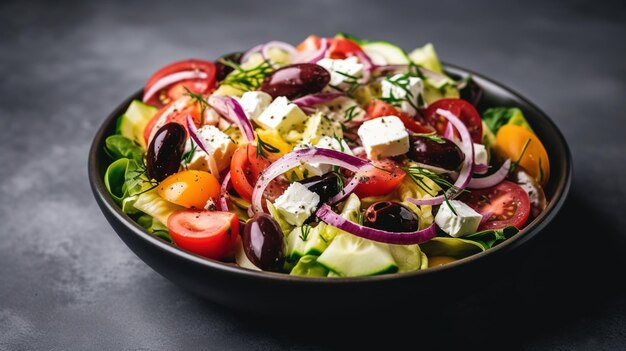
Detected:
left=364, top=201, right=420, bottom=233
left=259, top=63, right=330, bottom=100
left=243, top=213, right=285, bottom=272
left=509, top=166, right=547, bottom=220
left=147, top=123, right=186, bottom=181
left=298, top=172, right=342, bottom=204
left=215, top=52, right=243, bottom=82
left=460, top=77, right=483, bottom=108
left=407, top=135, right=465, bottom=171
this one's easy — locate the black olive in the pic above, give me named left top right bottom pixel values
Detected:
left=243, top=213, right=285, bottom=272
left=364, top=201, right=420, bottom=233
left=298, top=172, right=342, bottom=205
left=214, top=52, right=243, bottom=82
left=146, top=123, right=186, bottom=181
left=259, top=63, right=330, bottom=100
left=407, top=135, right=465, bottom=171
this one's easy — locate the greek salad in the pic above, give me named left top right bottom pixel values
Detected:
left=103, top=34, right=550, bottom=277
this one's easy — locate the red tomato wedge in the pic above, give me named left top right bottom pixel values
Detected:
left=424, top=98, right=483, bottom=143
left=168, top=210, right=239, bottom=260
left=354, top=159, right=406, bottom=198
left=295, top=36, right=363, bottom=59
left=143, top=96, right=204, bottom=147
left=459, top=180, right=531, bottom=230
left=144, top=59, right=216, bottom=107
left=366, top=100, right=434, bottom=134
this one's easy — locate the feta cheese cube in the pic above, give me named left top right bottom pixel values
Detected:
left=317, top=56, right=364, bottom=87
left=473, top=143, right=489, bottom=166
left=381, top=74, right=424, bottom=116
left=434, top=200, right=482, bottom=238
left=183, top=126, right=236, bottom=173
left=357, top=116, right=409, bottom=160
left=308, top=136, right=354, bottom=176
left=274, top=182, right=321, bottom=226
left=254, top=96, right=307, bottom=134
left=239, top=91, right=272, bottom=120
left=302, top=112, right=343, bottom=145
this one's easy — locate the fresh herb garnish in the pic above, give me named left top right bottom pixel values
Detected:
left=256, top=134, right=280, bottom=157
left=414, top=132, right=446, bottom=144
left=182, top=139, right=198, bottom=167
left=220, top=58, right=274, bottom=91
left=381, top=74, right=422, bottom=111
left=184, top=87, right=210, bottom=125
left=509, top=138, right=532, bottom=174
left=403, top=166, right=468, bottom=198
left=344, top=105, right=359, bottom=122
left=299, top=224, right=312, bottom=241
left=443, top=192, right=458, bottom=216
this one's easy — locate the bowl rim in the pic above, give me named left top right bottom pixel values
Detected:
left=88, top=63, right=572, bottom=284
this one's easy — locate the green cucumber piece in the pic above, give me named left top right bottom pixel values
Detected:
left=361, top=41, right=410, bottom=65
left=317, top=233, right=398, bottom=277
left=388, top=244, right=424, bottom=273
left=118, top=100, right=158, bottom=149
left=290, top=255, right=328, bottom=277
left=408, top=43, right=444, bottom=74
left=286, top=223, right=329, bottom=260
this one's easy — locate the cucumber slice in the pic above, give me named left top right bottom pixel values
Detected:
left=317, top=233, right=398, bottom=277
left=362, top=41, right=410, bottom=65
left=118, top=100, right=158, bottom=149
left=408, top=43, right=444, bottom=74
left=388, top=244, right=423, bottom=273
left=286, top=223, right=329, bottom=260
left=290, top=255, right=328, bottom=277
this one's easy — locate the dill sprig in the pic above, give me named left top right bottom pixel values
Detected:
left=403, top=166, right=467, bottom=198
left=413, top=132, right=446, bottom=144
left=256, top=134, right=280, bottom=158
left=220, top=58, right=273, bottom=91
left=182, top=139, right=198, bottom=167
left=442, top=192, right=458, bottom=216
left=328, top=71, right=362, bottom=95
left=380, top=74, right=423, bottom=111
left=184, top=87, right=210, bottom=125
left=509, top=138, right=532, bottom=174
left=299, top=224, right=312, bottom=242
left=344, top=105, right=359, bottom=122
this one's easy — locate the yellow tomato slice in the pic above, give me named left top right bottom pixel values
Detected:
left=158, top=170, right=220, bottom=209
left=495, top=124, right=550, bottom=186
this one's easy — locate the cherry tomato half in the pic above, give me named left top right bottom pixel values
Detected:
left=354, top=159, right=406, bottom=198
left=168, top=209, right=239, bottom=260
left=424, top=98, right=483, bottom=143
left=459, top=180, right=531, bottom=230
left=158, top=170, right=220, bottom=209
left=143, top=96, right=204, bottom=147
left=295, top=35, right=363, bottom=59
left=366, top=100, right=434, bottom=134
left=144, top=59, right=216, bottom=107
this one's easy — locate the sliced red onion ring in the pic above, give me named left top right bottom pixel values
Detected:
left=292, top=92, right=345, bottom=108
left=142, top=70, right=208, bottom=103
left=479, top=211, right=493, bottom=226
left=468, top=159, right=511, bottom=189
left=294, top=38, right=328, bottom=63
left=444, top=121, right=455, bottom=140
left=316, top=204, right=438, bottom=245
left=241, top=43, right=265, bottom=64
left=250, top=148, right=374, bottom=214
left=219, top=171, right=232, bottom=211
left=473, top=163, right=489, bottom=174
left=354, top=50, right=374, bottom=83
left=209, top=95, right=255, bottom=141
left=261, top=41, right=297, bottom=60
left=408, top=108, right=474, bottom=206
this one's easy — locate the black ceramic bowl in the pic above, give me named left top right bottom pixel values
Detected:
left=89, top=65, right=571, bottom=315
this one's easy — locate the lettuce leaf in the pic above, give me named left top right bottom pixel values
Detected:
left=463, top=226, right=519, bottom=250
left=482, top=107, right=533, bottom=134
left=105, top=135, right=144, bottom=162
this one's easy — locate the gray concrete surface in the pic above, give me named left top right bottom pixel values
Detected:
left=1, top=0, right=625, bottom=349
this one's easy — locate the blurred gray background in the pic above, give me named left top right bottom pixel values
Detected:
left=1, top=0, right=625, bottom=349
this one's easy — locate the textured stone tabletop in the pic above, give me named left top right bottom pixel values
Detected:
left=1, top=0, right=625, bottom=349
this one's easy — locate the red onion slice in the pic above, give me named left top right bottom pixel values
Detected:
left=407, top=108, right=474, bottom=206
left=250, top=148, right=373, bottom=214
left=294, top=38, right=328, bottom=63
left=143, top=70, right=208, bottom=103
left=316, top=204, right=438, bottom=245
left=354, top=50, right=375, bottom=83
left=241, top=43, right=265, bottom=64
left=468, top=159, right=511, bottom=189
left=209, top=95, right=255, bottom=141
left=261, top=41, right=297, bottom=60
left=479, top=211, right=493, bottom=226
left=186, top=114, right=221, bottom=180
left=219, top=171, right=232, bottom=211
left=473, top=163, right=489, bottom=174
left=292, top=92, right=345, bottom=108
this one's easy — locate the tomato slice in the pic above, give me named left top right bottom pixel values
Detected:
left=424, top=98, right=483, bottom=143
left=143, top=96, right=204, bottom=147
left=144, top=59, right=216, bottom=107
left=230, top=145, right=255, bottom=201
left=354, top=159, right=406, bottom=198
left=366, top=100, right=434, bottom=134
left=459, top=180, right=531, bottom=230
left=295, top=36, right=363, bottom=59
left=168, top=210, right=239, bottom=260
